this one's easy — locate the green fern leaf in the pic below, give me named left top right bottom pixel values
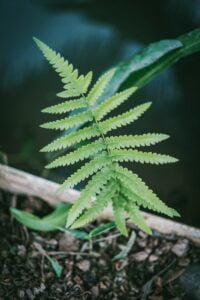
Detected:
left=82, top=71, right=93, bottom=93
left=46, top=139, right=106, bottom=169
left=42, top=98, right=87, bottom=114
left=106, top=134, right=169, bottom=149
left=112, top=197, right=128, bottom=236
left=59, top=154, right=111, bottom=190
left=66, top=168, right=114, bottom=227
left=57, top=88, right=80, bottom=98
left=71, top=181, right=117, bottom=228
left=116, top=165, right=180, bottom=217
left=99, top=102, right=151, bottom=134
left=40, top=125, right=100, bottom=152
left=87, top=69, right=116, bottom=105
left=94, top=87, right=137, bottom=121
left=111, top=149, right=178, bottom=164
left=120, top=185, right=168, bottom=215
left=40, top=111, right=92, bottom=131
left=126, top=203, right=152, bottom=234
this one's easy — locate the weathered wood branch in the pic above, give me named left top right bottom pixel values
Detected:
left=0, top=163, right=200, bottom=244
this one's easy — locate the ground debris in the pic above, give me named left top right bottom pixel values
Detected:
left=0, top=190, right=200, bottom=299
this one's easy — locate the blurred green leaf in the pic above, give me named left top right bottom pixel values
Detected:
left=57, top=29, right=200, bottom=157
left=46, top=255, right=63, bottom=278
left=102, top=28, right=200, bottom=98
left=87, top=222, right=116, bottom=239
left=58, top=227, right=89, bottom=240
left=10, top=203, right=71, bottom=231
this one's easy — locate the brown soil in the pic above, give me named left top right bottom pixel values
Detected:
left=0, top=190, right=200, bottom=300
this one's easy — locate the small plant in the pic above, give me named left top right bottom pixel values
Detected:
left=33, top=37, right=180, bottom=236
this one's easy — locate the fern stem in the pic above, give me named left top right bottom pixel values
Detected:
left=81, top=94, right=122, bottom=191
left=81, top=94, right=113, bottom=163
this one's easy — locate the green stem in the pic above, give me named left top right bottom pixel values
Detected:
left=82, top=94, right=121, bottom=190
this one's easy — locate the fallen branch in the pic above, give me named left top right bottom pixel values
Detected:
left=0, top=163, right=200, bottom=244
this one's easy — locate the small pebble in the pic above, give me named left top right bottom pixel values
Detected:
left=132, top=251, right=148, bottom=262
left=77, top=260, right=90, bottom=272
left=91, top=286, right=99, bottom=297
left=148, top=254, right=159, bottom=262
left=171, top=239, right=189, bottom=257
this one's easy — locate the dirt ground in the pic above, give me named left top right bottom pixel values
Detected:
left=0, top=190, right=200, bottom=300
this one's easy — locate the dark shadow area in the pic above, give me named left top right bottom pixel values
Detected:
left=0, top=0, right=200, bottom=227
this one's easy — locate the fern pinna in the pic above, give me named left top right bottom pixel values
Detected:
left=34, top=37, right=180, bottom=236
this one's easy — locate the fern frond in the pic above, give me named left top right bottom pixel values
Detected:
left=99, top=102, right=151, bottom=134
left=46, top=139, right=106, bottom=169
left=126, top=203, right=152, bottom=234
left=42, top=98, right=86, bottom=114
left=40, top=111, right=92, bottom=131
left=106, top=134, right=169, bottom=149
left=115, top=165, right=180, bottom=217
left=33, top=37, right=92, bottom=97
left=87, top=69, right=116, bottom=105
left=71, top=182, right=117, bottom=228
left=66, top=168, right=114, bottom=227
left=112, top=197, right=128, bottom=236
left=59, top=154, right=110, bottom=190
left=94, top=87, right=137, bottom=121
left=111, top=149, right=178, bottom=164
left=36, top=39, right=180, bottom=235
left=40, top=125, right=100, bottom=152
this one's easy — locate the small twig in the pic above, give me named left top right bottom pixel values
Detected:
left=113, top=231, right=136, bottom=261
left=93, top=233, right=121, bottom=243
left=48, top=251, right=100, bottom=257
left=41, top=255, right=45, bottom=281
left=164, top=268, right=185, bottom=285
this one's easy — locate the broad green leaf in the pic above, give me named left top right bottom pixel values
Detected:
left=10, top=203, right=71, bottom=231
left=102, top=28, right=200, bottom=98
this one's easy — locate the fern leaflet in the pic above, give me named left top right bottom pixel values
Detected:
left=71, top=181, right=117, bottom=228
left=87, top=69, right=116, bottom=105
left=106, top=134, right=169, bottom=149
left=99, top=102, right=152, bottom=134
left=40, top=111, right=92, bottom=131
left=66, top=168, right=114, bottom=227
left=59, top=154, right=110, bottom=190
left=112, top=197, right=128, bottom=236
left=42, top=98, right=86, bottom=114
left=110, top=149, right=178, bottom=164
left=46, top=139, right=105, bottom=169
left=40, top=125, right=100, bottom=152
left=94, top=87, right=137, bottom=121
left=126, top=203, right=152, bottom=235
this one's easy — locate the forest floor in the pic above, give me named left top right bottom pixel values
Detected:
left=0, top=190, right=200, bottom=300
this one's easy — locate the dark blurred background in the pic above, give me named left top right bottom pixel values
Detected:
left=0, top=0, right=200, bottom=227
